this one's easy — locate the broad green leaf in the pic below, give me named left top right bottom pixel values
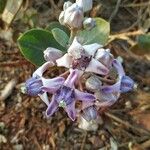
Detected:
left=0, top=0, right=7, bottom=14
left=18, top=29, right=66, bottom=66
left=52, top=28, right=69, bottom=47
left=77, top=17, right=110, bottom=45
left=138, top=34, right=150, bottom=50
left=46, top=21, right=70, bottom=36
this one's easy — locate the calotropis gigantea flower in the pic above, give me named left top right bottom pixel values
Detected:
left=61, top=3, right=84, bottom=29
left=76, top=0, right=93, bottom=12
left=24, top=62, right=65, bottom=105
left=43, top=47, right=63, bottom=63
left=46, top=69, right=95, bottom=121
left=56, top=38, right=109, bottom=75
left=95, top=59, right=134, bottom=107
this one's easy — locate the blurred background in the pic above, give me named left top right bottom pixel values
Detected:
left=0, top=0, right=150, bottom=149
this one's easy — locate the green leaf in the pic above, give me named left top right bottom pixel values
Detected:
left=138, top=34, right=150, bottom=50
left=18, top=29, right=66, bottom=66
left=52, top=28, right=69, bottom=47
left=77, top=17, right=110, bottom=45
left=0, top=0, right=7, bottom=14
left=46, top=21, right=70, bottom=36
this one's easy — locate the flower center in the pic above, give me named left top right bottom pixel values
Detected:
left=72, top=55, right=91, bottom=70
left=58, top=100, right=67, bottom=108
left=55, top=85, right=75, bottom=106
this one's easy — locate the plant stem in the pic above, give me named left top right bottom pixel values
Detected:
left=68, top=29, right=77, bottom=46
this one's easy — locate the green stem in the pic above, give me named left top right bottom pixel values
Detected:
left=68, top=29, right=77, bottom=46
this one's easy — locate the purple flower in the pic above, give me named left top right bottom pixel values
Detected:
left=46, top=69, right=95, bottom=121
left=100, top=59, right=134, bottom=93
left=24, top=62, right=65, bottom=105
left=95, top=59, right=134, bottom=107
left=56, top=37, right=109, bottom=76
left=120, top=76, right=134, bottom=93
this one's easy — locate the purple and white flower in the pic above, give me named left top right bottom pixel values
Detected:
left=46, top=69, right=95, bottom=121
left=25, top=62, right=65, bottom=105
left=56, top=37, right=109, bottom=76
left=95, top=59, right=134, bottom=107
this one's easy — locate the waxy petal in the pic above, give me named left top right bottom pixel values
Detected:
left=41, top=77, right=64, bottom=93
left=43, top=47, right=63, bottom=62
left=56, top=53, right=72, bottom=68
left=39, top=92, right=49, bottom=106
left=64, top=69, right=78, bottom=88
left=65, top=101, right=76, bottom=121
left=46, top=96, right=58, bottom=117
left=86, top=58, right=109, bottom=75
left=120, top=76, right=134, bottom=93
left=95, top=91, right=120, bottom=107
left=113, top=59, right=125, bottom=78
left=100, top=81, right=121, bottom=93
left=75, top=89, right=95, bottom=101
left=33, top=62, right=54, bottom=77
left=68, top=37, right=84, bottom=59
left=83, top=43, right=102, bottom=57
left=76, top=0, right=93, bottom=12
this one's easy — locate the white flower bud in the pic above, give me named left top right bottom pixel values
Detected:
left=76, top=0, right=93, bottom=12
left=68, top=37, right=85, bottom=59
left=78, top=116, right=98, bottom=131
left=63, top=1, right=73, bottom=10
left=43, top=47, right=63, bottom=62
left=85, top=76, right=102, bottom=92
left=64, top=3, right=84, bottom=29
left=95, top=48, right=114, bottom=68
left=59, top=11, right=65, bottom=25
left=83, top=18, right=96, bottom=30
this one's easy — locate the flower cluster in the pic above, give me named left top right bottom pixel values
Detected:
left=22, top=0, right=134, bottom=122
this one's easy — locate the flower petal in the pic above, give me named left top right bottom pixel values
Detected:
left=100, top=81, right=121, bottom=93
left=83, top=43, right=102, bottom=57
left=82, top=101, right=94, bottom=110
left=120, top=76, right=134, bottom=93
left=64, top=69, right=78, bottom=88
left=112, top=59, right=125, bottom=78
left=95, top=91, right=120, bottom=107
left=41, top=77, right=64, bottom=93
left=68, top=37, right=84, bottom=59
left=65, top=101, right=76, bottom=121
left=43, top=47, right=63, bottom=62
left=75, top=89, right=95, bottom=101
left=56, top=53, right=72, bottom=68
left=86, top=58, right=109, bottom=75
left=38, top=92, right=49, bottom=106
left=46, top=96, right=58, bottom=117
left=33, top=62, right=54, bottom=77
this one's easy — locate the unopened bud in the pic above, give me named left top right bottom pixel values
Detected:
left=63, top=1, right=73, bottom=10
left=85, top=76, right=102, bottom=92
left=76, top=0, right=93, bottom=12
left=44, top=47, right=63, bottom=62
left=95, top=48, right=114, bottom=68
left=25, top=77, right=43, bottom=96
left=120, top=76, right=134, bottom=93
left=83, top=18, right=96, bottom=30
left=78, top=116, right=98, bottom=131
left=82, top=106, right=97, bottom=122
left=64, top=3, right=84, bottom=29
left=59, top=11, right=65, bottom=25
